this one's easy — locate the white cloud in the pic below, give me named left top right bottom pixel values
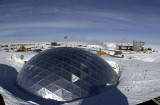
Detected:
left=0, top=21, right=96, bottom=37
left=0, top=21, right=93, bottom=30
left=83, top=11, right=132, bottom=22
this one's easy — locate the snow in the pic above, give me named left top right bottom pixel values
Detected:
left=0, top=43, right=160, bottom=105
left=102, top=53, right=160, bottom=104
left=107, top=61, right=120, bottom=76
left=106, top=43, right=117, bottom=50
left=124, top=53, right=160, bottom=62
left=87, top=45, right=104, bottom=49
left=13, top=52, right=36, bottom=69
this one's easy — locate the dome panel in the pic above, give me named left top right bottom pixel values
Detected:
left=17, top=47, right=116, bottom=101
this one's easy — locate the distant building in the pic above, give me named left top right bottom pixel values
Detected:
left=33, top=49, right=42, bottom=52
left=117, top=45, right=133, bottom=50
left=116, top=40, right=145, bottom=51
left=51, top=42, right=57, bottom=46
left=0, top=45, right=8, bottom=48
left=133, top=40, right=145, bottom=51
left=51, top=42, right=60, bottom=46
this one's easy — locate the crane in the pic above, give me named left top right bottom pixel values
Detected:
left=124, top=39, right=129, bottom=46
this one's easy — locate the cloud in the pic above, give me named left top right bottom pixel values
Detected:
left=0, top=19, right=136, bottom=37
left=0, top=0, right=160, bottom=44
left=0, top=21, right=93, bottom=37
left=84, top=11, right=131, bottom=22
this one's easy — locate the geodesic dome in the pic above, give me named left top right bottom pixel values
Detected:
left=17, top=47, right=115, bottom=101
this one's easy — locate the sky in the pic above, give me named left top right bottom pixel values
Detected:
left=0, top=0, right=160, bottom=44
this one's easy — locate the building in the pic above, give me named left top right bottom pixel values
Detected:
left=117, top=45, right=133, bottom=50
left=116, top=40, right=145, bottom=51
left=17, top=47, right=117, bottom=101
left=51, top=42, right=60, bottom=46
left=133, top=40, right=145, bottom=51
left=33, top=49, right=42, bottom=52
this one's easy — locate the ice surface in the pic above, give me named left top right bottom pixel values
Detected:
left=0, top=43, right=160, bottom=105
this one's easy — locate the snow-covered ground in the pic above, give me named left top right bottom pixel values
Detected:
left=102, top=53, right=160, bottom=105
left=0, top=43, right=160, bottom=105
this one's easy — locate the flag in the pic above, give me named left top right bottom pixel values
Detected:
left=64, top=36, right=68, bottom=39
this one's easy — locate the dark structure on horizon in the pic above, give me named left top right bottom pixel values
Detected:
left=116, top=40, right=145, bottom=51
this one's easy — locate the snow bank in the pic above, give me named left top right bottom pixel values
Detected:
left=87, top=45, right=104, bottom=49
left=106, top=60, right=120, bottom=86
left=106, top=43, right=116, bottom=50
left=107, top=61, right=120, bottom=75
left=0, top=64, right=29, bottom=105
left=12, top=52, right=36, bottom=67
left=124, top=53, right=160, bottom=62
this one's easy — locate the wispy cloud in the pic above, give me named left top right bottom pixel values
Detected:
left=0, top=0, right=160, bottom=43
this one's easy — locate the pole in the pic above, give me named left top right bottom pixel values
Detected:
left=66, top=37, right=68, bottom=47
left=64, top=36, right=68, bottom=47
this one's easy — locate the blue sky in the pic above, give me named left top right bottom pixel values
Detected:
left=0, top=0, right=160, bottom=44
